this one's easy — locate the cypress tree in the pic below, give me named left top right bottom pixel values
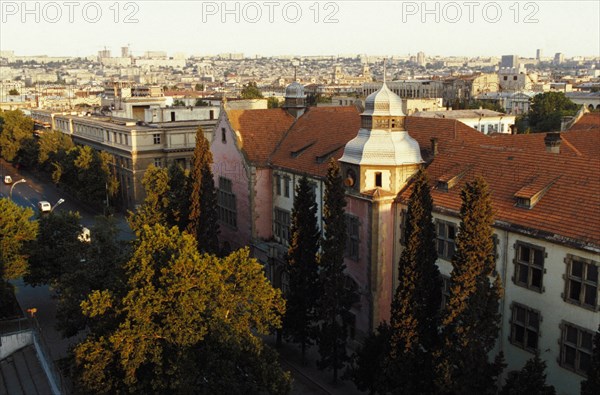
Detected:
left=187, top=128, right=220, bottom=254
left=436, top=176, right=504, bottom=394
left=581, top=324, right=600, bottom=395
left=317, top=159, right=358, bottom=383
left=284, top=175, right=320, bottom=364
left=167, top=161, right=190, bottom=231
left=500, top=353, right=556, bottom=395
left=387, top=168, right=442, bottom=394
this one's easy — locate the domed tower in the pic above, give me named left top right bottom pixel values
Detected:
left=283, top=80, right=306, bottom=119
left=339, top=81, right=423, bottom=194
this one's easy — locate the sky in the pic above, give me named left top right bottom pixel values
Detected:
left=1, top=0, right=599, bottom=58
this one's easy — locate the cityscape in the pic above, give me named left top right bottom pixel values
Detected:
left=0, top=1, right=599, bottom=395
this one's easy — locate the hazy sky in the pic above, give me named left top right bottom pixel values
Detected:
left=1, top=0, right=599, bottom=58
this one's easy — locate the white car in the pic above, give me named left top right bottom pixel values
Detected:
left=3, top=175, right=12, bottom=184
left=38, top=201, right=51, bottom=213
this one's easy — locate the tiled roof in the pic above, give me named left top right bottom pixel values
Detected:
left=226, top=108, right=295, bottom=166
left=568, top=112, right=600, bottom=131
left=402, top=117, right=600, bottom=249
left=269, top=106, right=361, bottom=177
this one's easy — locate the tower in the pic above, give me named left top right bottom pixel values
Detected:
left=282, top=78, right=306, bottom=119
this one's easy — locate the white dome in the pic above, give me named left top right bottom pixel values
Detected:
left=285, top=81, right=306, bottom=99
left=340, top=128, right=423, bottom=166
left=363, top=82, right=405, bottom=117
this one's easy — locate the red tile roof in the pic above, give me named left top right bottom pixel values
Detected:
left=269, top=106, right=361, bottom=177
left=226, top=108, right=295, bottom=166
left=569, top=112, right=600, bottom=131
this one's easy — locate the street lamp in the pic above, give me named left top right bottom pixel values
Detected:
left=9, top=178, right=26, bottom=200
left=51, top=198, right=65, bottom=212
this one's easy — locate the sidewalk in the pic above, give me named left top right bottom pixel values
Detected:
left=265, top=335, right=366, bottom=395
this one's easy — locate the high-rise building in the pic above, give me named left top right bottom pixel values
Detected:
left=121, top=46, right=130, bottom=58
left=536, top=49, right=543, bottom=61
left=501, top=55, right=519, bottom=69
left=554, top=52, right=565, bottom=65
left=98, top=49, right=111, bottom=59
left=417, top=51, right=426, bottom=67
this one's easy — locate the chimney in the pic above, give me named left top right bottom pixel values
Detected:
left=510, top=124, right=517, bottom=135
left=544, top=132, right=562, bottom=154
left=431, top=137, right=439, bottom=157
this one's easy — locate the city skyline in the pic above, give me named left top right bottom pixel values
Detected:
left=1, top=0, right=599, bottom=58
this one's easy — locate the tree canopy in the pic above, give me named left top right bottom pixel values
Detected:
left=240, top=81, right=263, bottom=99
left=0, top=198, right=37, bottom=281
left=0, top=109, right=34, bottom=162
left=528, top=92, right=578, bottom=132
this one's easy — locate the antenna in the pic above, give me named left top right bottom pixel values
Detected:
left=383, top=59, right=387, bottom=84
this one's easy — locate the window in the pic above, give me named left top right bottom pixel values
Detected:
left=153, top=158, right=163, bottom=168
left=209, top=110, right=214, bottom=120
left=565, top=255, right=599, bottom=310
left=560, top=322, right=594, bottom=376
left=510, top=303, right=540, bottom=353
left=221, top=127, right=226, bottom=143
left=153, top=133, right=161, bottom=144
left=441, top=275, right=451, bottom=309
left=283, top=176, right=291, bottom=198
left=170, top=111, right=176, bottom=121
left=375, top=172, right=382, bottom=188
left=514, top=242, right=545, bottom=292
left=503, top=76, right=508, bottom=81
left=217, top=177, right=237, bottom=228
left=436, top=221, right=456, bottom=261
left=275, top=174, right=281, bottom=196
left=274, top=208, right=291, bottom=244
left=345, top=214, right=360, bottom=261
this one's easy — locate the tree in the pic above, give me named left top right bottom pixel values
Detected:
left=267, top=97, right=280, bottom=109
left=500, top=354, right=556, bottom=395
left=8, top=88, right=19, bottom=95
left=166, top=161, right=190, bottom=230
left=128, top=165, right=170, bottom=235
left=73, top=224, right=289, bottom=394
left=195, top=83, right=204, bottom=91
left=0, top=198, right=37, bottom=285
left=38, top=130, right=74, bottom=169
left=240, top=81, right=263, bottom=99
left=187, top=128, right=219, bottom=254
left=172, top=99, right=185, bottom=106
left=283, top=175, right=320, bottom=363
left=317, top=159, right=358, bottom=383
left=350, top=322, right=391, bottom=395
left=0, top=109, right=34, bottom=162
left=195, top=98, right=209, bottom=106
left=387, top=169, right=442, bottom=394
left=528, top=92, right=578, bottom=132
left=436, top=177, right=504, bottom=394
left=581, top=324, right=600, bottom=395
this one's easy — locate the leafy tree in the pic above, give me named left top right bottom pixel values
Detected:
left=0, top=109, right=34, bottom=162
left=350, top=322, right=391, bottom=395
left=528, top=92, right=578, bottom=132
left=38, top=130, right=74, bottom=168
left=267, top=97, right=280, bottom=109
left=8, top=88, right=19, bottom=95
left=173, top=99, right=185, bottom=106
left=467, top=99, right=505, bottom=113
left=500, top=354, right=556, bottom=395
left=195, top=83, right=204, bottom=91
left=195, top=98, right=209, bottom=106
left=241, top=81, right=263, bottom=99
left=166, top=161, right=190, bottom=230
left=387, top=169, right=442, bottom=394
left=317, top=159, right=358, bottom=383
left=0, top=198, right=37, bottom=284
left=73, top=224, right=289, bottom=394
left=581, top=324, right=600, bottom=395
left=436, top=177, right=504, bottom=394
left=187, top=128, right=219, bottom=254
left=128, top=165, right=170, bottom=235
left=14, top=136, right=38, bottom=169
left=283, top=175, right=320, bottom=363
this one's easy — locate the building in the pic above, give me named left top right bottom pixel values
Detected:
left=364, top=80, right=443, bottom=99
left=417, top=51, right=426, bottom=67
left=536, top=49, right=543, bottom=61
left=501, top=55, right=519, bottom=69
left=555, top=53, right=565, bottom=65
left=412, top=109, right=516, bottom=134
left=210, top=80, right=599, bottom=394
left=442, top=73, right=499, bottom=105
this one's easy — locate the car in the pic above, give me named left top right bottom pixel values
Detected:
left=3, top=175, right=12, bottom=184
left=38, top=201, right=51, bottom=212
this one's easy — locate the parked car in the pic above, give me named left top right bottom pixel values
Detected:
left=38, top=201, right=51, bottom=212
left=3, top=175, right=12, bottom=184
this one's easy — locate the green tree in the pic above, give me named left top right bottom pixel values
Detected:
left=0, top=198, right=37, bottom=284
left=74, top=224, right=289, bottom=394
left=240, top=81, right=263, bottom=99
left=8, top=88, right=19, bottom=95
left=436, top=177, right=504, bottom=394
left=195, top=83, right=204, bottom=91
left=528, top=92, right=578, bottom=132
left=350, top=322, right=391, bottom=395
left=166, top=161, right=190, bottom=230
left=173, top=99, right=185, bottom=106
left=500, top=354, right=556, bottom=395
left=187, top=128, right=219, bottom=254
left=38, top=130, right=74, bottom=168
left=317, top=159, right=358, bottom=383
left=387, top=169, right=442, bottom=394
left=267, top=97, right=280, bottom=108
left=0, top=109, right=34, bottom=162
left=284, top=175, right=320, bottom=363
left=128, top=165, right=170, bottom=235
left=195, top=98, right=209, bottom=106
left=581, top=324, right=600, bottom=395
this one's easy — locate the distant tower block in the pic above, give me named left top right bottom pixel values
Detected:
left=536, top=49, right=543, bottom=61
left=121, top=46, right=130, bottom=58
